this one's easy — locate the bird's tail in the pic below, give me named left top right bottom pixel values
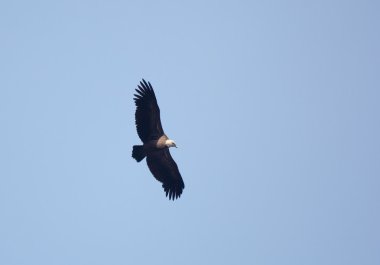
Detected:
left=132, top=145, right=146, bottom=162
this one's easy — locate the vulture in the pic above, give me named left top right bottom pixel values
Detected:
left=132, top=79, right=185, bottom=200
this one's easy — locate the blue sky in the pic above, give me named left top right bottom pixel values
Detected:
left=1, top=1, right=379, bottom=264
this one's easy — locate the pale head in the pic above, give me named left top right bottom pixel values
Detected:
left=165, top=139, right=177, bottom=148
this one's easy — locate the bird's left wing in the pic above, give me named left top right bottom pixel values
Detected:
left=134, top=79, right=164, bottom=142
left=146, top=149, right=185, bottom=200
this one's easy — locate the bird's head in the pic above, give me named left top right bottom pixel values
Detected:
left=165, top=139, right=177, bottom=148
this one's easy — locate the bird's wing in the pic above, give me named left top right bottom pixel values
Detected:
left=146, top=149, right=185, bottom=200
left=134, top=79, right=164, bottom=142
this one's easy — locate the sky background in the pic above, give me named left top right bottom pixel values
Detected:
left=1, top=1, right=379, bottom=264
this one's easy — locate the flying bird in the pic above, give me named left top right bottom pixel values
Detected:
left=132, top=79, right=185, bottom=200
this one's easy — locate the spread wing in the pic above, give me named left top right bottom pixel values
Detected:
left=133, top=79, right=164, bottom=143
left=146, top=149, right=185, bottom=200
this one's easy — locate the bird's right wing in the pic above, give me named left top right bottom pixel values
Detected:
left=134, top=79, right=164, bottom=142
left=146, top=149, right=185, bottom=200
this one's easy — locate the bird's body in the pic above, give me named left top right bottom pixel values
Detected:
left=132, top=79, right=184, bottom=200
left=144, top=135, right=169, bottom=151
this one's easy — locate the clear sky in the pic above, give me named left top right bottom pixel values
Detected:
left=1, top=1, right=379, bottom=264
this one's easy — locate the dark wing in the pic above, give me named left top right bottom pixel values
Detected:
left=146, top=149, right=185, bottom=200
left=133, top=79, right=164, bottom=143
